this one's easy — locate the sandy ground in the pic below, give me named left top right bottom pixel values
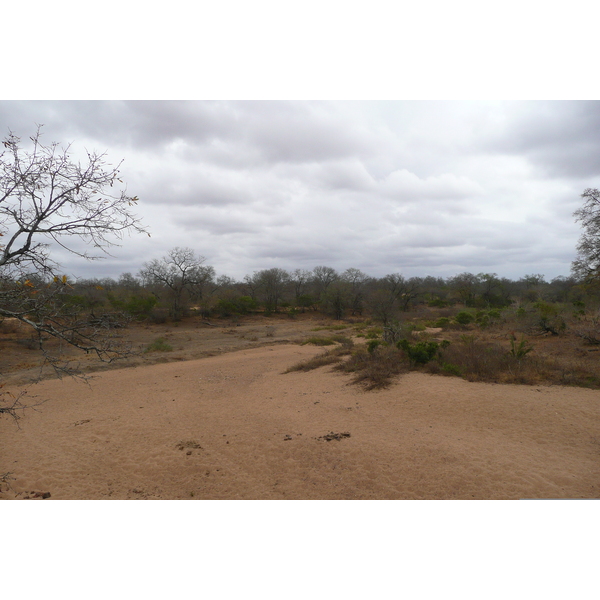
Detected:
left=2, top=341, right=599, bottom=500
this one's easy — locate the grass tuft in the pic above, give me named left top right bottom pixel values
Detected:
left=144, top=337, right=173, bottom=353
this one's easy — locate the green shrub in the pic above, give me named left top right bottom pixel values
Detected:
left=428, top=297, right=449, bottom=307
left=442, top=362, right=462, bottom=376
left=367, top=340, right=382, bottom=353
left=366, top=327, right=383, bottom=339
left=108, top=293, right=158, bottom=319
left=397, top=339, right=440, bottom=364
left=302, top=336, right=336, bottom=346
left=476, top=314, right=490, bottom=328
left=455, top=311, right=474, bottom=325
left=509, top=334, right=533, bottom=359
left=435, top=317, right=450, bottom=328
left=145, top=337, right=173, bottom=353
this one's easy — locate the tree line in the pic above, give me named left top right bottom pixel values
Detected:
left=53, top=246, right=593, bottom=324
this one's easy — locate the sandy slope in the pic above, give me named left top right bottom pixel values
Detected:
left=2, top=344, right=599, bottom=500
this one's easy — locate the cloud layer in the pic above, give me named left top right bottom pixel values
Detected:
left=1, top=100, right=598, bottom=281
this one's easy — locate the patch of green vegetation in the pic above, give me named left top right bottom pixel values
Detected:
left=455, top=311, right=475, bottom=325
left=365, top=327, right=383, bottom=339
left=397, top=339, right=443, bottom=365
left=144, top=337, right=173, bottom=353
left=441, top=362, right=462, bottom=376
left=302, top=334, right=353, bottom=347
left=509, top=334, right=534, bottom=359
left=367, top=340, right=383, bottom=353
left=302, top=336, right=337, bottom=346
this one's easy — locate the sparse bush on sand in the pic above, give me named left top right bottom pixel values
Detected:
left=144, top=337, right=173, bottom=353
left=287, top=324, right=600, bottom=390
left=334, top=345, right=409, bottom=390
left=302, top=335, right=352, bottom=346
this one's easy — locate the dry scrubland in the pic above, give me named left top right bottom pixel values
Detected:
left=1, top=306, right=599, bottom=500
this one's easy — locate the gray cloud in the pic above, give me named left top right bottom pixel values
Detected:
left=1, top=100, right=597, bottom=282
left=481, top=101, right=600, bottom=178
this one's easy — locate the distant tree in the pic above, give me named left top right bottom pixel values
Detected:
left=517, top=274, right=547, bottom=302
left=250, top=268, right=290, bottom=312
left=311, top=266, right=338, bottom=300
left=215, top=274, right=237, bottom=290
left=118, top=272, right=142, bottom=291
left=321, top=280, right=351, bottom=320
left=366, top=288, right=397, bottom=326
left=477, top=273, right=512, bottom=308
left=447, top=272, right=480, bottom=306
left=381, top=273, right=421, bottom=311
left=546, top=275, right=578, bottom=303
left=341, top=268, right=370, bottom=315
left=290, top=269, right=312, bottom=304
left=572, top=188, right=600, bottom=282
left=139, top=247, right=214, bottom=319
left=0, top=127, right=146, bottom=419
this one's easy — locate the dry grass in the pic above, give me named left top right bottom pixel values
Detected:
left=423, top=334, right=600, bottom=388
left=333, top=345, right=410, bottom=390
left=284, top=338, right=354, bottom=373
left=287, top=324, right=600, bottom=391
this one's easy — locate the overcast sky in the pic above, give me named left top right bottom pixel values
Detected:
left=2, top=100, right=599, bottom=283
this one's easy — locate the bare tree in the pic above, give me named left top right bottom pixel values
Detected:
left=341, top=268, right=370, bottom=315
left=311, top=265, right=338, bottom=301
left=0, top=127, right=147, bottom=420
left=249, top=268, right=290, bottom=311
left=290, top=268, right=311, bottom=303
left=139, top=247, right=214, bottom=319
left=572, top=188, right=600, bottom=283
left=381, top=273, right=421, bottom=311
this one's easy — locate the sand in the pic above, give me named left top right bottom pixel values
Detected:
left=1, top=343, right=599, bottom=499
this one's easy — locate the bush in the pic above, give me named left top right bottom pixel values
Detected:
left=455, top=311, right=474, bottom=325
left=215, top=295, right=258, bottom=317
left=367, top=340, right=383, bottom=353
left=397, top=339, right=441, bottom=365
left=149, top=308, right=169, bottom=324
left=334, top=345, right=409, bottom=390
left=303, top=335, right=353, bottom=347
left=428, top=297, right=449, bottom=307
left=509, top=334, right=534, bottom=358
left=366, top=327, right=383, bottom=339
left=144, top=337, right=173, bottom=353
